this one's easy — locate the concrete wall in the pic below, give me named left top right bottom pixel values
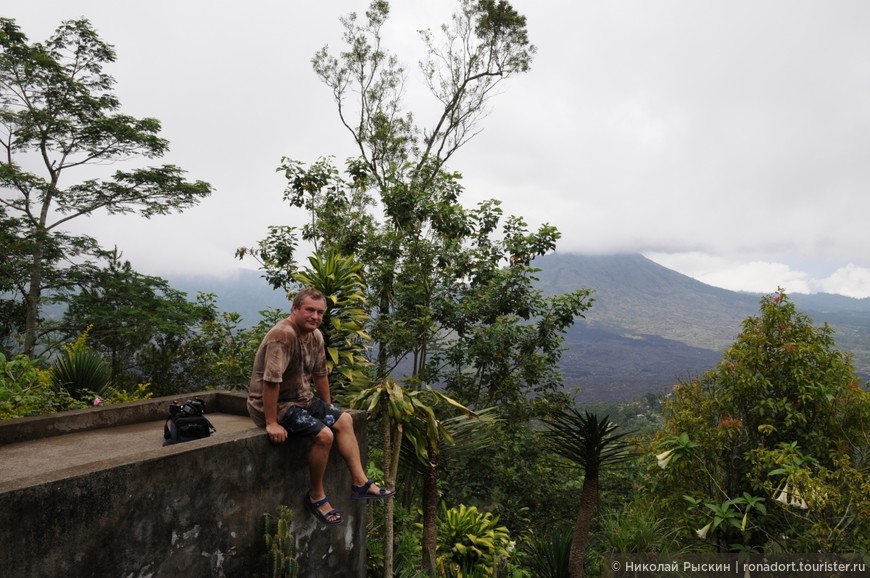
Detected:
left=0, top=391, right=368, bottom=577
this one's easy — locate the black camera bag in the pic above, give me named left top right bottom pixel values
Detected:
left=163, top=398, right=215, bottom=445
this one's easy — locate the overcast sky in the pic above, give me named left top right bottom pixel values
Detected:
left=8, top=1, right=870, bottom=297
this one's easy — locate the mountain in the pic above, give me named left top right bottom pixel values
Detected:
left=536, top=253, right=870, bottom=402
left=168, top=269, right=292, bottom=324
left=166, top=254, right=870, bottom=404
left=530, top=253, right=753, bottom=402
left=537, top=253, right=758, bottom=350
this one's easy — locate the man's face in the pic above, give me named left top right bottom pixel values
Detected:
left=292, top=297, right=326, bottom=333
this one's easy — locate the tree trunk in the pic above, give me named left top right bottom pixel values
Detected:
left=421, top=446, right=439, bottom=577
left=382, top=411, right=394, bottom=578
left=569, top=474, right=599, bottom=578
left=23, top=244, right=44, bottom=357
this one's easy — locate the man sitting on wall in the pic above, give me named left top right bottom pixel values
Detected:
left=247, top=287, right=393, bottom=525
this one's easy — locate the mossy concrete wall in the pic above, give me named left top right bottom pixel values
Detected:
left=0, top=391, right=368, bottom=577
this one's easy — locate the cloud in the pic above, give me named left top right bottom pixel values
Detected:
left=5, top=1, right=870, bottom=298
left=818, top=265, right=870, bottom=298
left=646, top=252, right=870, bottom=299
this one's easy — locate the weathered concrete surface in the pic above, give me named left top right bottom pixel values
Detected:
left=0, top=391, right=368, bottom=577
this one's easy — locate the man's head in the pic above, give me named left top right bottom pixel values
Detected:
left=292, top=287, right=325, bottom=309
left=290, top=288, right=327, bottom=334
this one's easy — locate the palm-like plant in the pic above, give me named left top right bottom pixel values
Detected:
left=542, top=409, right=633, bottom=578
left=353, top=378, right=479, bottom=577
left=292, top=253, right=372, bottom=394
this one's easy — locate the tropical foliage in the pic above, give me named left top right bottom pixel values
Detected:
left=292, top=254, right=372, bottom=394
left=643, top=289, right=870, bottom=554
left=436, top=503, right=512, bottom=577
left=50, top=327, right=112, bottom=400
left=2, top=6, right=869, bottom=578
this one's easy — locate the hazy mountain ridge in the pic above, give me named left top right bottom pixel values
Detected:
left=166, top=254, right=870, bottom=403
left=536, top=253, right=870, bottom=401
left=537, top=253, right=759, bottom=351
left=169, top=270, right=292, bottom=324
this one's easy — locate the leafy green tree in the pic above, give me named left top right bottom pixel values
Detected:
left=60, top=248, right=202, bottom=388
left=0, top=17, right=211, bottom=357
left=430, top=199, right=593, bottom=416
left=542, top=409, right=633, bottom=578
left=242, top=3, right=592, bottom=575
left=647, top=289, right=870, bottom=553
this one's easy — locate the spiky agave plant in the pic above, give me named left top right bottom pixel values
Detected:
left=51, top=328, right=111, bottom=401
left=521, top=530, right=572, bottom=578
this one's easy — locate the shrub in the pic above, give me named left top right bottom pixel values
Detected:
left=437, top=503, right=513, bottom=576
left=0, top=352, right=82, bottom=419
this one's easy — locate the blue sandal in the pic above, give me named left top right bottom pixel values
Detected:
left=307, top=493, right=343, bottom=525
left=351, top=479, right=395, bottom=500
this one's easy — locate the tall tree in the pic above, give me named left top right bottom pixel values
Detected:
left=0, top=18, right=211, bottom=356
left=308, top=0, right=538, bottom=383
left=242, top=2, right=592, bottom=575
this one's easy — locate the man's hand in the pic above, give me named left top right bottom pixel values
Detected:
left=266, top=422, right=287, bottom=444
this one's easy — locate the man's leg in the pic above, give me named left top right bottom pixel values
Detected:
left=307, top=427, right=342, bottom=522
left=282, top=406, right=342, bottom=523
left=331, top=412, right=393, bottom=498
left=308, top=426, right=334, bottom=498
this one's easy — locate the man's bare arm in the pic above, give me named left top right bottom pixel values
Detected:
left=314, top=374, right=331, bottom=405
left=263, top=381, right=287, bottom=442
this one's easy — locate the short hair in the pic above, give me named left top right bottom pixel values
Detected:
left=292, top=287, right=326, bottom=309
